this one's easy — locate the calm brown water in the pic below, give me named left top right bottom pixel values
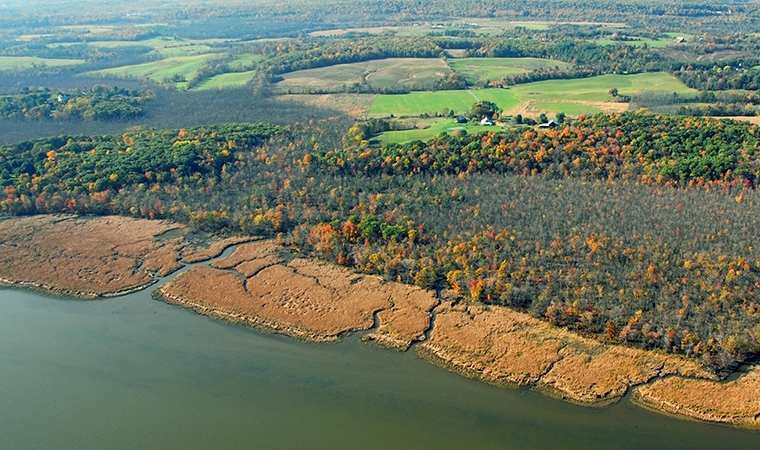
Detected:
left=0, top=287, right=758, bottom=449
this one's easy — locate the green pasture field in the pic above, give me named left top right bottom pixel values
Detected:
left=594, top=37, right=673, bottom=48
left=82, top=53, right=218, bottom=84
left=369, top=90, right=479, bottom=117
left=229, top=55, right=262, bottom=70
left=0, top=56, right=84, bottom=70
left=461, top=89, right=523, bottom=110
left=448, top=57, right=570, bottom=84
left=275, top=58, right=452, bottom=93
left=192, top=70, right=257, bottom=90
left=369, top=72, right=692, bottom=119
left=508, top=72, right=695, bottom=102
left=369, top=88, right=523, bottom=117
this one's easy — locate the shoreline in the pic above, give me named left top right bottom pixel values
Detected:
left=2, top=214, right=759, bottom=429
left=0, top=275, right=155, bottom=300
left=154, top=288, right=360, bottom=343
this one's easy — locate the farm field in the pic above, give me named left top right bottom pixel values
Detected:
left=274, top=58, right=452, bottom=93
left=508, top=72, right=695, bottom=102
left=593, top=36, right=677, bottom=48
left=85, top=37, right=228, bottom=50
left=368, top=90, right=480, bottom=117
left=307, top=19, right=625, bottom=38
left=0, top=56, right=84, bottom=70
left=368, top=72, right=694, bottom=119
left=82, top=53, right=218, bottom=85
left=192, top=70, right=257, bottom=90
left=448, top=57, right=570, bottom=84
left=228, top=54, right=262, bottom=70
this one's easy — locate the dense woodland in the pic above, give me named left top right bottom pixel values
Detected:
left=3, top=112, right=760, bottom=375
left=0, top=85, right=154, bottom=121
left=4, top=0, right=760, bottom=377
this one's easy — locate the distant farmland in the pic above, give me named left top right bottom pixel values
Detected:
left=369, top=72, right=695, bottom=118
left=448, top=57, right=570, bottom=84
left=192, top=70, right=257, bottom=90
left=274, top=58, right=453, bottom=93
left=82, top=53, right=218, bottom=87
left=0, top=56, right=84, bottom=70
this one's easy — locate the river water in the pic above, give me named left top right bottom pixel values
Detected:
left=1, top=286, right=758, bottom=449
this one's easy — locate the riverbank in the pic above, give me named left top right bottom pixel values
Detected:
left=417, top=302, right=715, bottom=404
left=2, top=214, right=759, bottom=428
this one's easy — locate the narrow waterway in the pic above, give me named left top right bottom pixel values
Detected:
left=0, top=285, right=758, bottom=449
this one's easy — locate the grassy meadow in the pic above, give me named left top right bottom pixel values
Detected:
left=369, top=90, right=478, bottom=117
left=228, top=55, right=262, bottom=70
left=192, top=70, right=257, bottom=90
left=82, top=53, right=218, bottom=85
left=0, top=56, right=84, bottom=70
left=369, top=72, right=695, bottom=142
left=274, top=58, right=452, bottom=93
left=508, top=72, right=695, bottom=102
left=448, top=57, right=570, bottom=84
left=368, top=71, right=693, bottom=119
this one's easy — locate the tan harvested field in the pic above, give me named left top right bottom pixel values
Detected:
left=0, top=215, right=181, bottom=297
left=718, top=116, right=760, bottom=126
left=159, top=241, right=437, bottom=347
left=418, top=302, right=716, bottom=406
left=503, top=100, right=629, bottom=119
left=632, top=367, right=760, bottom=428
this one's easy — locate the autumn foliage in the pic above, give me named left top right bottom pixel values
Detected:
left=3, top=112, right=760, bottom=375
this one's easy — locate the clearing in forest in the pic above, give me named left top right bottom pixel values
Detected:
left=448, top=57, right=570, bottom=84
left=0, top=56, right=84, bottom=70
left=274, top=58, right=453, bottom=93
left=82, top=53, right=218, bottom=86
left=192, top=70, right=257, bottom=90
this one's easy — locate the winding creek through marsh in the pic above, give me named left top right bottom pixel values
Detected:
left=1, top=279, right=759, bottom=448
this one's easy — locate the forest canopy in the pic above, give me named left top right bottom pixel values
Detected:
left=3, top=112, right=760, bottom=376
